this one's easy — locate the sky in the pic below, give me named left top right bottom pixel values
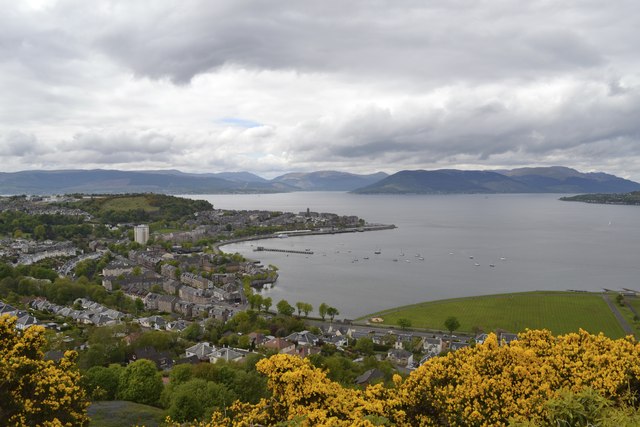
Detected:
left=1, top=1, right=640, bottom=179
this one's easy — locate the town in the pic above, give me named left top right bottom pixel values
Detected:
left=1, top=193, right=488, bottom=423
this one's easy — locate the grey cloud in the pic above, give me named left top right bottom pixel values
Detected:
left=91, top=1, right=629, bottom=84
left=282, top=81, right=640, bottom=170
left=63, top=131, right=178, bottom=155
left=0, top=131, right=46, bottom=156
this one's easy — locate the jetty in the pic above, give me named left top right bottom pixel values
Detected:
left=254, top=246, right=314, bottom=255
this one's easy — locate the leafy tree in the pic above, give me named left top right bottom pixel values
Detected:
left=117, top=359, right=163, bottom=406
left=301, top=302, right=313, bottom=318
left=276, top=299, right=295, bottom=316
left=82, top=364, right=123, bottom=400
left=169, top=364, right=194, bottom=386
left=182, top=323, right=202, bottom=342
left=0, top=315, right=89, bottom=425
left=444, top=316, right=460, bottom=335
left=248, top=294, right=263, bottom=310
left=354, top=337, right=375, bottom=356
left=294, top=301, right=312, bottom=317
left=319, top=302, right=329, bottom=321
left=262, top=296, right=272, bottom=313
left=327, top=306, right=339, bottom=322
left=397, top=318, right=412, bottom=330
left=167, top=379, right=236, bottom=422
left=33, top=224, right=46, bottom=240
left=295, top=301, right=305, bottom=317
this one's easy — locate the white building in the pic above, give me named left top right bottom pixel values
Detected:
left=134, top=225, right=150, bottom=244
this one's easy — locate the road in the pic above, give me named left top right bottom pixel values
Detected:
left=601, top=294, right=635, bottom=336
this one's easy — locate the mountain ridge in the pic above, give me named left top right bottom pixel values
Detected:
left=352, top=167, right=640, bottom=194
left=0, top=167, right=637, bottom=195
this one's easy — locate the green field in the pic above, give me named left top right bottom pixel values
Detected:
left=364, top=291, right=626, bottom=338
left=88, top=401, right=165, bottom=427
left=625, top=296, right=640, bottom=315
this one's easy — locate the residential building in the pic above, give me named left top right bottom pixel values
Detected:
left=134, top=224, right=150, bottom=245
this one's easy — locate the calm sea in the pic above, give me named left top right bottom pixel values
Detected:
left=183, top=193, right=640, bottom=318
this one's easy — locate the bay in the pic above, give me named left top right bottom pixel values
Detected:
left=182, top=192, right=640, bottom=319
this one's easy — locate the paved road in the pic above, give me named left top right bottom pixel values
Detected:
left=602, top=294, right=635, bottom=336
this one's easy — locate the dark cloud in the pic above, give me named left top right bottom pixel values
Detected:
left=93, top=1, right=626, bottom=84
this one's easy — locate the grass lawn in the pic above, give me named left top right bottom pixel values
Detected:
left=88, top=401, right=166, bottom=427
left=100, top=196, right=160, bottom=213
left=364, top=291, right=626, bottom=338
left=625, top=296, right=640, bottom=316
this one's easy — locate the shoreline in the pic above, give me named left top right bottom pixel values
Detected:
left=214, top=223, right=396, bottom=253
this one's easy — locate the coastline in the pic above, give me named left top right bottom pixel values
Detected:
left=214, top=223, right=396, bottom=254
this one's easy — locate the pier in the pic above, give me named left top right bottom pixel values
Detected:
left=254, top=246, right=314, bottom=255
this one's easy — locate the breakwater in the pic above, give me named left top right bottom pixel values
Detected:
left=254, top=247, right=313, bottom=255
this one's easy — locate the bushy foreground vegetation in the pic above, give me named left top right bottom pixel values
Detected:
left=5, top=312, right=640, bottom=426
left=179, top=330, right=640, bottom=427
left=0, top=315, right=88, bottom=426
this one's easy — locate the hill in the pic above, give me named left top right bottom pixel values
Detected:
left=353, top=166, right=640, bottom=194
left=0, top=169, right=284, bottom=195
left=271, top=170, right=388, bottom=191
left=61, top=194, right=213, bottom=223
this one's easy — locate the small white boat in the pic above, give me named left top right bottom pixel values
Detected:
left=474, top=263, right=480, bottom=266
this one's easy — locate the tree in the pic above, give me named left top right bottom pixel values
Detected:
left=444, top=316, right=460, bottom=335
left=397, top=318, right=412, bottom=331
left=249, top=294, right=263, bottom=310
left=327, top=306, right=339, bottom=322
left=276, top=299, right=295, bottom=316
left=82, top=364, right=123, bottom=401
left=0, top=315, right=89, bottom=425
left=182, top=323, right=202, bottom=342
left=167, top=378, right=236, bottom=423
left=295, top=301, right=312, bottom=317
left=301, top=302, right=313, bottom=318
left=33, top=224, right=46, bottom=241
left=262, top=296, right=272, bottom=313
left=319, top=302, right=329, bottom=321
left=117, top=359, right=163, bottom=406
left=354, top=337, right=374, bottom=355
left=296, top=301, right=305, bottom=317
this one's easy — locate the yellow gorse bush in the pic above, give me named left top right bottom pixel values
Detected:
left=179, top=329, right=640, bottom=426
left=0, top=314, right=89, bottom=426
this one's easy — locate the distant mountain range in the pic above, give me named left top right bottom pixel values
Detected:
left=0, top=167, right=637, bottom=195
left=0, top=169, right=386, bottom=195
left=353, top=167, right=640, bottom=194
left=271, top=171, right=388, bottom=191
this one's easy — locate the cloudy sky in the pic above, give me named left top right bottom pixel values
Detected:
left=1, top=1, right=640, bottom=179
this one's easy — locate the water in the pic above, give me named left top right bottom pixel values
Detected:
left=183, top=193, right=640, bottom=318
